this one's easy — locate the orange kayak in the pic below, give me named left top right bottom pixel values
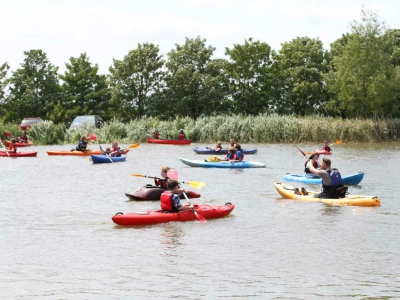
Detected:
left=46, top=149, right=130, bottom=156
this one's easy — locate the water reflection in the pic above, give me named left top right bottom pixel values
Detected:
left=159, top=223, right=183, bottom=255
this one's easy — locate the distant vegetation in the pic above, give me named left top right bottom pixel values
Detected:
left=1, top=9, right=399, bottom=126
left=1, top=115, right=399, bottom=145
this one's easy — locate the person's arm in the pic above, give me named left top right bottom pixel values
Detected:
left=309, top=160, right=319, bottom=175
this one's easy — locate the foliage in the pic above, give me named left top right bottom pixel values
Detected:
left=0, top=62, right=10, bottom=121
left=4, top=50, right=61, bottom=122
left=272, top=37, right=329, bottom=116
left=225, top=38, right=273, bottom=115
left=59, top=53, right=110, bottom=123
left=327, top=9, right=400, bottom=118
left=109, top=43, right=165, bottom=121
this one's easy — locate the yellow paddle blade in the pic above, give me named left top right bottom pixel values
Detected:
left=131, top=173, right=146, bottom=178
left=333, top=140, right=343, bottom=145
left=128, top=143, right=140, bottom=149
left=186, top=181, right=206, bottom=189
left=305, top=151, right=312, bottom=155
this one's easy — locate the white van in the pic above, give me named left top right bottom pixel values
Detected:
left=69, top=115, right=104, bottom=129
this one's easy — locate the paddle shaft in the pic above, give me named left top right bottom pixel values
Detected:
left=183, top=192, right=206, bottom=223
left=0, top=139, right=10, bottom=157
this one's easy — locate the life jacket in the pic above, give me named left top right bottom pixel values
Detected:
left=235, top=150, right=244, bottom=162
left=160, top=191, right=178, bottom=212
left=76, top=140, right=87, bottom=151
left=178, top=133, right=185, bottom=140
left=224, top=153, right=234, bottom=160
left=154, top=178, right=168, bottom=189
left=154, top=132, right=159, bottom=139
left=304, top=160, right=319, bottom=173
left=322, top=168, right=344, bottom=199
left=111, top=147, right=121, bottom=157
left=8, top=144, right=17, bottom=152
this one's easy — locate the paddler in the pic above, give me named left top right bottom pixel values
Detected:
left=7, top=138, right=17, bottom=153
left=160, top=180, right=193, bottom=212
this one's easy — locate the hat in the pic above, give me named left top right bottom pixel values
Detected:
left=228, top=147, right=235, bottom=151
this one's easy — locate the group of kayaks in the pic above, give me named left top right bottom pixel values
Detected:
left=277, top=146, right=381, bottom=207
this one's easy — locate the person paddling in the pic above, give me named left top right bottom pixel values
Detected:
left=7, top=138, right=17, bottom=153
left=231, top=144, right=244, bottom=162
left=160, top=180, right=193, bottom=212
left=110, top=141, right=126, bottom=157
left=178, top=129, right=186, bottom=140
left=154, top=166, right=171, bottom=189
left=297, top=157, right=345, bottom=198
left=76, top=135, right=90, bottom=151
left=18, top=131, right=28, bottom=143
left=206, top=141, right=222, bottom=152
left=320, top=141, right=332, bottom=152
left=153, top=130, right=160, bottom=139
left=304, top=152, right=320, bottom=177
left=222, top=147, right=236, bottom=161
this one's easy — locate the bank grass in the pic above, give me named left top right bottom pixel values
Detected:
left=1, top=114, right=399, bottom=145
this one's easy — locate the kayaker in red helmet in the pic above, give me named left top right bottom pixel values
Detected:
left=160, top=180, right=193, bottom=212
left=8, top=138, right=17, bottom=153
left=178, top=129, right=186, bottom=140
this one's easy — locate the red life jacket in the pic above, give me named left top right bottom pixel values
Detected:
left=160, top=191, right=174, bottom=211
left=178, top=133, right=185, bottom=140
left=154, top=132, right=159, bottom=139
left=8, top=144, right=17, bottom=152
left=111, top=147, right=121, bottom=157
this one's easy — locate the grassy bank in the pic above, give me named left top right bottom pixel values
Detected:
left=1, top=115, right=399, bottom=145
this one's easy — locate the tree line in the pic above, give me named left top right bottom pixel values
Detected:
left=1, top=9, right=399, bottom=124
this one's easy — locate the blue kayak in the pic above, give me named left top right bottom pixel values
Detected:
left=283, top=172, right=364, bottom=185
left=193, top=147, right=258, bottom=155
left=91, top=154, right=126, bottom=164
left=180, top=158, right=266, bottom=168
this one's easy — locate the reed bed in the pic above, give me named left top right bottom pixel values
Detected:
left=1, top=114, right=399, bottom=145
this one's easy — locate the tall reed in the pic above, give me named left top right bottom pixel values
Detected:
left=1, top=114, right=399, bottom=145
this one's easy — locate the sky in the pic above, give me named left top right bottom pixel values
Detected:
left=1, top=0, right=399, bottom=75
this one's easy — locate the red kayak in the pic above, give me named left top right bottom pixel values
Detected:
left=4, top=140, right=33, bottom=147
left=146, top=137, right=191, bottom=145
left=0, top=150, right=37, bottom=157
left=125, top=185, right=200, bottom=201
left=314, top=149, right=332, bottom=155
left=112, top=202, right=235, bottom=226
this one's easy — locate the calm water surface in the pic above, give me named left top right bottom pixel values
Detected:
left=0, top=142, right=399, bottom=299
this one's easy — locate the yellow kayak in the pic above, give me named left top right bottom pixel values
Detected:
left=274, top=182, right=380, bottom=207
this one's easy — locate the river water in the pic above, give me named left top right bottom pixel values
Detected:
left=0, top=142, right=399, bottom=299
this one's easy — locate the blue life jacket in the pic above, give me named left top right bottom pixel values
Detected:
left=322, top=168, right=344, bottom=198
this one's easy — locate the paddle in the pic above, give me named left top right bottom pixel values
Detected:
left=89, top=133, right=113, bottom=163
left=109, top=143, right=140, bottom=155
left=305, top=140, right=343, bottom=155
left=295, top=146, right=308, bottom=159
left=183, top=191, right=207, bottom=223
left=131, top=173, right=206, bottom=190
left=0, top=138, right=10, bottom=157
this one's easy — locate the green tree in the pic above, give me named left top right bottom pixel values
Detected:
left=225, top=38, right=273, bottom=115
left=5, top=50, right=61, bottom=122
left=158, top=37, right=229, bottom=119
left=327, top=9, right=400, bottom=117
left=272, top=37, right=329, bottom=116
left=0, top=62, right=10, bottom=120
left=59, top=53, right=110, bottom=123
left=109, top=43, right=165, bottom=121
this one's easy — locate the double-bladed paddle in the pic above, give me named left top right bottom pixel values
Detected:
left=131, top=173, right=206, bottom=189
left=0, top=138, right=10, bottom=157
left=305, top=140, right=343, bottom=155
left=183, top=191, right=207, bottom=223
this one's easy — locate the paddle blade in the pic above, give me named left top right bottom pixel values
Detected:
left=333, top=140, right=343, bottom=145
left=305, top=151, right=312, bottom=155
left=3, top=131, right=11, bottom=137
left=295, top=146, right=307, bottom=158
left=128, top=143, right=140, bottom=149
left=131, top=173, right=146, bottom=178
left=89, top=133, right=97, bottom=142
left=167, top=169, right=179, bottom=180
left=194, top=210, right=207, bottom=223
left=187, top=181, right=206, bottom=189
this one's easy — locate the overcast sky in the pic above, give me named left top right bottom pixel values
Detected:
left=1, top=0, right=399, bottom=74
